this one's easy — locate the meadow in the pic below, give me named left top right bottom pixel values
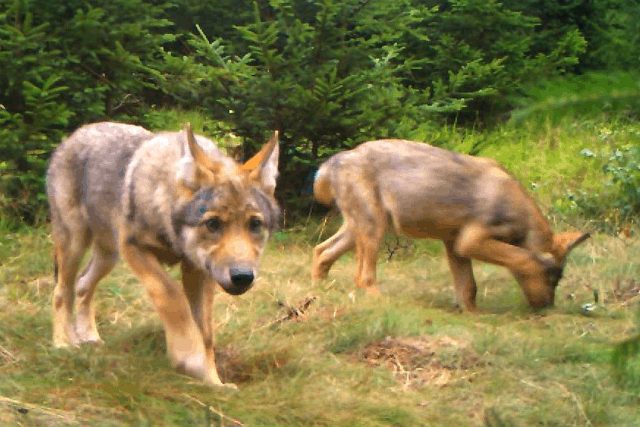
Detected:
left=2, top=2, right=639, bottom=424
left=1, top=214, right=639, bottom=426
left=1, top=116, right=639, bottom=426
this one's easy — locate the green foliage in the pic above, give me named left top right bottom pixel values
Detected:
left=580, top=0, right=640, bottom=70
left=188, top=0, right=427, bottom=207
left=505, top=72, right=640, bottom=228
left=511, top=71, right=640, bottom=123
left=407, top=0, right=586, bottom=117
left=1, top=0, right=639, bottom=223
left=185, top=0, right=596, bottom=210
left=602, top=145, right=640, bottom=223
left=0, top=0, right=174, bottom=223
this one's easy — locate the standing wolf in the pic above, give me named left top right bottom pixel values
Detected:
left=47, top=122, right=279, bottom=387
left=312, top=139, right=589, bottom=310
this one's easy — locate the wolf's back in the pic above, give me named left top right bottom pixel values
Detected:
left=47, top=122, right=153, bottom=231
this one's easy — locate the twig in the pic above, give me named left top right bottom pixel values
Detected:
left=278, top=296, right=317, bottom=319
left=315, top=212, right=332, bottom=244
left=0, top=344, right=17, bottom=364
left=519, top=378, right=545, bottom=391
left=385, top=236, right=413, bottom=261
left=258, top=296, right=318, bottom=330
left=554, top=382, right=592, bottom=427
left=110, top=93, right=138, bottom=113
left=182, top=393, right=244, bottom=427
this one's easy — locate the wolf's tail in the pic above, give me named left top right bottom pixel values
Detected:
left=313, top=163, right=334, bottom=206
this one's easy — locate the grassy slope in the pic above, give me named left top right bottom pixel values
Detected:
left=1, top=223, right=639, bottom=426
left=1, top=117, right=639, bottom=426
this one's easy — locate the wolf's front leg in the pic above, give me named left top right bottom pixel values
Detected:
left=121, top=241, right=216, bottom=384
left=181, top=261, right=237, bottom=390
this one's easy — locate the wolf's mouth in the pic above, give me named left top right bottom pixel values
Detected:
left=206, top=262, right=255, bottom=295
left=221, top=282, right=254, bottom=295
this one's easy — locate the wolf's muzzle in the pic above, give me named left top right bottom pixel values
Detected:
left=226, top=267, right=254, bottom=295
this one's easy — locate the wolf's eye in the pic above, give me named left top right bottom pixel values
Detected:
left=205, top=217, right=222, bottom=233
left=248, top=217, right=263, bottom=233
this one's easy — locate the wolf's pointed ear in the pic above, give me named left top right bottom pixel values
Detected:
left=176, top=123, right=221, bottom=190
left=241, top=131, right=279, bottom=196
left=552, top=231, right=590, bottom=261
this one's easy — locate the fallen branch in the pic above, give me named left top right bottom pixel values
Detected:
left=385, top=236, right=413, bottom=261
left=259, top=296, right=318, bottom=330
left=0, top=344, right=17, bottom=364
left=182, top=393, right=244, bottom=427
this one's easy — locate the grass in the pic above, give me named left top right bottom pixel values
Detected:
left=1, top=222, right=639, bottom=426
left=1, top=112, right=638, bottom=425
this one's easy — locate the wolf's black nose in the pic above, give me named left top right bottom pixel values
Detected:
left=229, top=268, right=254, bottom=288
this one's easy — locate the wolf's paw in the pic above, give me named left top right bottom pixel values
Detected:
left=53, top=328, right=80, bottom=349
left=53, top=339, right=79, bottom=349
left=201, top=368, right=238, bottom=390
left=80, top=337, right=104, bottom=345
left=75, top=328, right=103, bottom=345
left=210, top=381, right=238, bottom=392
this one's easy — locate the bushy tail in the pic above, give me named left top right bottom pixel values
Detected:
left=313, top=163, right=334, bottom=206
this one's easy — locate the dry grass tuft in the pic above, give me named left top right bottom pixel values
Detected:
left=359, top=335, right=482, bottom=388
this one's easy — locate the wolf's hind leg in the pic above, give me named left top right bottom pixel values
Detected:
left=444, top=240, right=477, bottom=312
left=353, top=215, right=385, bottom=295
left=312, top=223, right=355, bottom=281
left=52, top=230, right=90, bottom=348
left=75, top=245, right=117, bottom=343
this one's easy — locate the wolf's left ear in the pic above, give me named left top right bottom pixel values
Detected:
left=241, top=131, right=279, bottom=196
left=552, top=231, right=590, bottom=261
left=177, top=123, right=223, bottom=191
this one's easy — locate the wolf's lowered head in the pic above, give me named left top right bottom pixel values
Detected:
left=173, top=124, right=280, bottom=296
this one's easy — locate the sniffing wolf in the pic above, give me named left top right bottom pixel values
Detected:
left=47, top=122, right=279, bottom=387
left=312, top=139, right=589, bottom=310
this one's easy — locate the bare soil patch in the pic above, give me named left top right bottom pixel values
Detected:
left=358, top=336, right=483, bottom=388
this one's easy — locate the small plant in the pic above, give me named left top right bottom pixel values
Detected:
left=603, top=145, right=640, bottom=222
left=552, top=133, right=640, bottom=230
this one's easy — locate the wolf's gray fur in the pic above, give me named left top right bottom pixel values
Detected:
left=47, top=122, right=280, bottom=387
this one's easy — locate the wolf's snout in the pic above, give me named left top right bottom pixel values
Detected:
left=226, top=267, right=254, bottom=295
left=230, top=268, right=254, bottom=287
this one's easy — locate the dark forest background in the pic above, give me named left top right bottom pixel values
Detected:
left=1, top=0, right=639, bottom=225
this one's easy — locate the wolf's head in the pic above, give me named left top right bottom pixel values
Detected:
left=518, top=231, right=590, bottom=308
left=172, top=124, right=280, bottom=295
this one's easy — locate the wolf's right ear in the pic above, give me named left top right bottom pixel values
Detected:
left=176, top=123, right=221, bottom=191
left=241, top=131, right=279, bottom=196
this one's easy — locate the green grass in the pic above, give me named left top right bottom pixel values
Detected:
left=1, top=223, right=639, bottom=426
left=1, top=114, right=639, bottom=425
